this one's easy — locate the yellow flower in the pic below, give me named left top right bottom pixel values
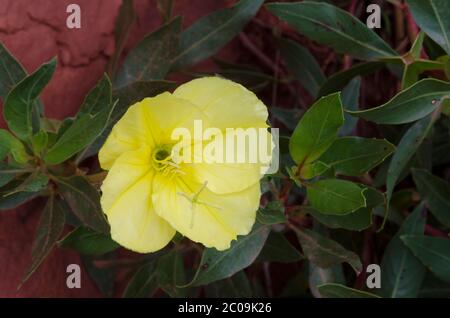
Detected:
left=99, top=77, right=272, bottom=253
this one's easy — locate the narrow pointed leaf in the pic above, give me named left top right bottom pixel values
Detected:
left=293, top=227, right=362, bottom=274
left=401, top=235, right=450, bottom=283
left=348, top=79, right=450, bottom=124
left=172, top=0, right=264, bottom=70
left=380, top=203, right=427, bottom=298
left=412, top=169, right=450, bottom=228
left=267, top=2, right=397, bottom=60
left=3, top=58, right=56, bottom=140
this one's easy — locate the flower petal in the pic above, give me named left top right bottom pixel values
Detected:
left=182, top=129, right=273, bottom=194
left=152, top=175, right=260, bottom=250
left=173, top=77, right=269, bottom=129
left=99, top=101, right=156, bottom=170
left=101, top=148, right=175, bottom=253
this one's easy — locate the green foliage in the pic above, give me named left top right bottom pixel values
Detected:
left=188, top=224, right=269, bottom=286
left=172, top=0, right=264, bottom=70
left=1, top=0, right=449, bottom=299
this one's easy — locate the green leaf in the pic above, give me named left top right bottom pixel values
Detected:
left=172, top=0, right=264, bottom=70
left=3, top=58, right=56, bottom=140
left=290, top=93, right=344, bottom=165
left=267, top=2, right=397, bottom=60
left=55, top=176, right=109, bottom=234
left=77, top=80, right=176, bottom=162
left=307, top=179, right=367, bottom=215
left=0, top=163, right=28, bottom=188
left=339, top=77, right=360, bottom=136
left=31, top=130, right=48, bottom=155
left=293, top=227, right=362, bottom=274
left=156, top=250, right=186, bottom=297
left=123, top=262, right=158, bottom=298
left=386, top=115, right=434, bottom=203
left=107, top=0, right=136, bottom=77
left=7, top=172, right=48, bottom=195
left=412, top=169, right=450, bottom=228
left=257, top=231, right=303, bottom=263
left=206, top=271, right=252, bottom=298
left=308, top=207, right=372, bottom=231
left=59, top=226, right=119, bottom=255
left=114, top=17, right=181, bottom=88
left=348, top=79, right=450, bottom=124
left=256, top=201, right=286, bottom=225
left=0, top=129, right=29, bottom=163
left=278, top=37, right=325, bottom=97
left=0, top=42, right=27, bottom=99
left=380, top=203, right=427, bottom=298
left=407, top=0, right=450, bottom=55
left=188, top=223, right=270, bottom=286
left=44, top=75, right=114, bottom=165
left=81, top=253, right=116, bottom=297
left=317, top=283, right=380, bottom=298
left=401, top=235, right=450, bottom=283
left=0, top=181, right=39, bottom=210
left=22, top=194, right=65, bottom=284
left=318, top=137, right=395, bottom=176
left=318, top=62, right=384, bottom=97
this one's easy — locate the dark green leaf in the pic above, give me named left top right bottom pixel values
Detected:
left=107, top=0, right=136, bottom=77
left=339, top=77, right=360, bottom=136
left=59, top=226, right=119, bottom=255
left=3, top=58, right=56, bottom=140
left=7, top=172, right=48, bottom=195
left=206, top=271, right=252, bottom=298
left=0, top=163, right=27, bottom=187
left=290, top=93, right=344, bottom=165
left=267, top=2, right=397, bottom=60
left=386, top=115, right=434, bottom=202
left=318, top=137, right=395, bottom=176
left=172, top=0, right=264, bottom=70
left=0, top=42, right=26, bottom=99
left=317, top=283, right=380, bottom=298
left=55, top=176, right=109, bottom=234
left=407, top=0, right=450, bottom=55
left=412, top=169, right=450, bottom=228
left=401, top=235, right=450, bottom=283
left=22, top=194, right=65, bottom=284
left=308, top=207, right=372, bottom=231
left=115, top=17, right=181, bottom=88
left=318, top=62, right=384, bottom=97
left=156, top=250, right=186, bottom=297
left=307, top=179, right=366, bottom=215
left=189, top=223, right=270, bottom=286
left=0, top=182, right=39, bottom=210
left=257, top=231, right=303, bottom=263
left=256, top=201, right=286, bottom=225
left=44, top=75, right=113, bottom=165
left=123, top=262, right=158, bottom=298
left=348, top=79, right=450, bottom=124
left=380, top=203, right=427, bottom=298
left=278, top=37, right=325, bottom=97
left=293, top=227, right=362, bottom=274
left=81, top=253, right=116, bottom=297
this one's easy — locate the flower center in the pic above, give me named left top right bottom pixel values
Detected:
left=151, top=145, right=184, bottom=177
